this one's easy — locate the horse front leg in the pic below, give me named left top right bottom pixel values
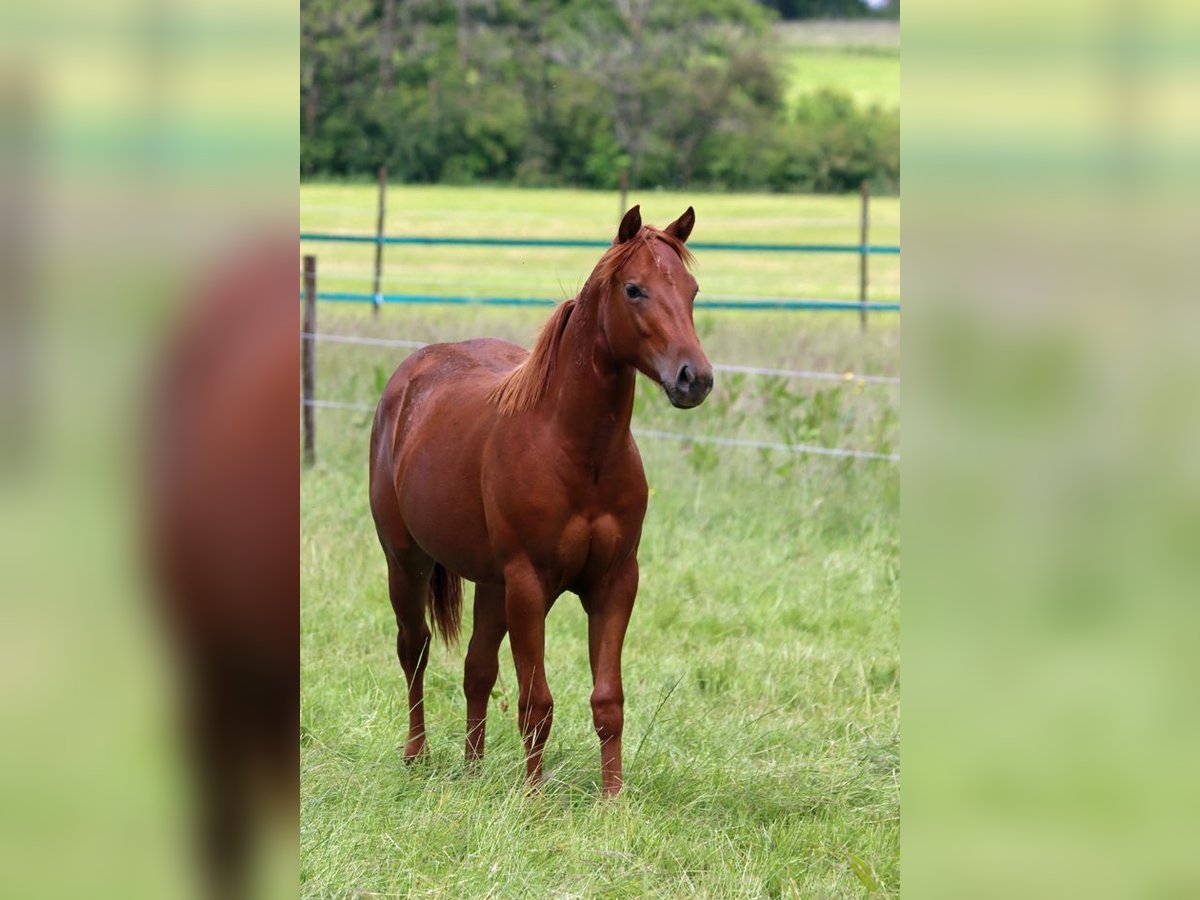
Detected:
left=585, top=558, right=638, bottom=797
left=504, top=563, right=554, bottom=787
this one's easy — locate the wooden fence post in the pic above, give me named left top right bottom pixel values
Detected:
left=302, top=255, right=316, bottom=467
left=373, top=165, right=388, bottom=315
left=859, top=179, right=870, bottom=332
left=619, top=169, right=629, bottom=221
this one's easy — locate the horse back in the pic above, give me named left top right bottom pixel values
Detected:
left=370, top=338, right=524, bottom=460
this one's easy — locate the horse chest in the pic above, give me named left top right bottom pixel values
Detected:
left=558, top=512, right=628, bottom=588
left=575, top=462, right=646, bottom=577
left=485, top=431, right=646, bottom=589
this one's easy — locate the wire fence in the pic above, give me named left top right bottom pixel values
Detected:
left=299, top=328, right=901, bottom=463
left=298, top=269, right=901, bottom=463
left=299, top=189, right=900, bottom=462
left=300, top=214, right=899, bottom=314
left=303, top=173, right=899, bottom=320
left=300, top=398, right=900, bottom=463
left=303, top=331, right=901, bottom=386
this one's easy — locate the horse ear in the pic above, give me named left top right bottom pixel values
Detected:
left=664, top=206, right=695, bottom=243
left=616, top=205, right=641, bottom=244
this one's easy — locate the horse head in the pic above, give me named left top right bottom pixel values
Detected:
left=593, top=205, right=714, bottom=409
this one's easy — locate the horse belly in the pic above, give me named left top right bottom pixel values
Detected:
left=403, top=430, right=506, bottom=581
left=391, top=387, right=502, bottom=584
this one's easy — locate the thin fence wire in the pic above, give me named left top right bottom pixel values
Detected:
left=301, top=232, right=901, bottom=255
left=305, top=332, right=428, bottom=349
left=299, top=399, right=899, bottom=462
left=632, top=428, right=900, bottom=462
left=713, top=362, right=899, bottom=385
left=306, top=399, right=374, bottom=411
left=301, top=332, right=900, bottom=385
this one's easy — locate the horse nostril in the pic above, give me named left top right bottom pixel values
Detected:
left=677, top=364, right=694, bottom=389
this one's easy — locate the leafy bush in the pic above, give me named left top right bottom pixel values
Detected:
left=780, top=89, right=900, bottom=193
left=300, top=0, right=898, bottom=194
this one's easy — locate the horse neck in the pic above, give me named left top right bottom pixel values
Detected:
left=545, top=283, right=636, bottom=461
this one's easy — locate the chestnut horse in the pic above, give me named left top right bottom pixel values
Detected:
left=368, top=206, right=712, bottom=795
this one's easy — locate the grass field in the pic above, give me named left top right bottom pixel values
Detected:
left=300, top=185, right=900, bottom=897
left=777, top=20, right=900, bottom=111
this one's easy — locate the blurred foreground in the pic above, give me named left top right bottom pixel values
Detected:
left=0, top=1, right=296, bottom=898
left=904, top=0, right=1200, bottom=896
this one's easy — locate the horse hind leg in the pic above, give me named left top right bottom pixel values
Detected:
left=387, top=554, right=433, bottom=762
left=463, top=582, right=507, bottom=764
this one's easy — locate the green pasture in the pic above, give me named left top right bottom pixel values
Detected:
left=782, top=49, right=900, bottom=111
left=777, top=20, right=900, bottom=111
left=300, top=185, right=900, bottom=897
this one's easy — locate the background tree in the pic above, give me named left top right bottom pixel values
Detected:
left=300, top=0, right=898, bottom=194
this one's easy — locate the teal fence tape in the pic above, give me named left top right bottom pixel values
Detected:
left=308, top=291, right=899, bottom=313
left=300, top=232, right=900, bottom=255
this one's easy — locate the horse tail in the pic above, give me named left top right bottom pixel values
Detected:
left=428, top=563, right=463, bottom=645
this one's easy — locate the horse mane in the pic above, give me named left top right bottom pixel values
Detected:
left=488, top=296, right=578, bottom=416
left=488, top=227, right=693, bottom=416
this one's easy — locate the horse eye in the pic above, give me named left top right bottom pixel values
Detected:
left=624, top=283, right=642, bottom=300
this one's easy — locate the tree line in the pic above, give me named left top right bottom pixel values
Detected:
left=301, top=0, right=898, bottom=194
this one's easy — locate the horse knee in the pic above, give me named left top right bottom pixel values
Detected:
left=591, top=687, right=624, bottom=743
left=463, top=654, right=498, bottom=701
left=518, top=687, right=553, bottom=735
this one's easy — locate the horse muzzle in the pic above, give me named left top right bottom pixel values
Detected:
left=663, top=362, right=714, bottom=409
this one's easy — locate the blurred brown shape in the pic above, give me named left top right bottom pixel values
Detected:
left=144, top=236, right=298, bottom=900
left=0, top=66, right=37, bottom=475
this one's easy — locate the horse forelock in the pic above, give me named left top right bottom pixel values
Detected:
left=592, top=227, right=693, bottom=286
